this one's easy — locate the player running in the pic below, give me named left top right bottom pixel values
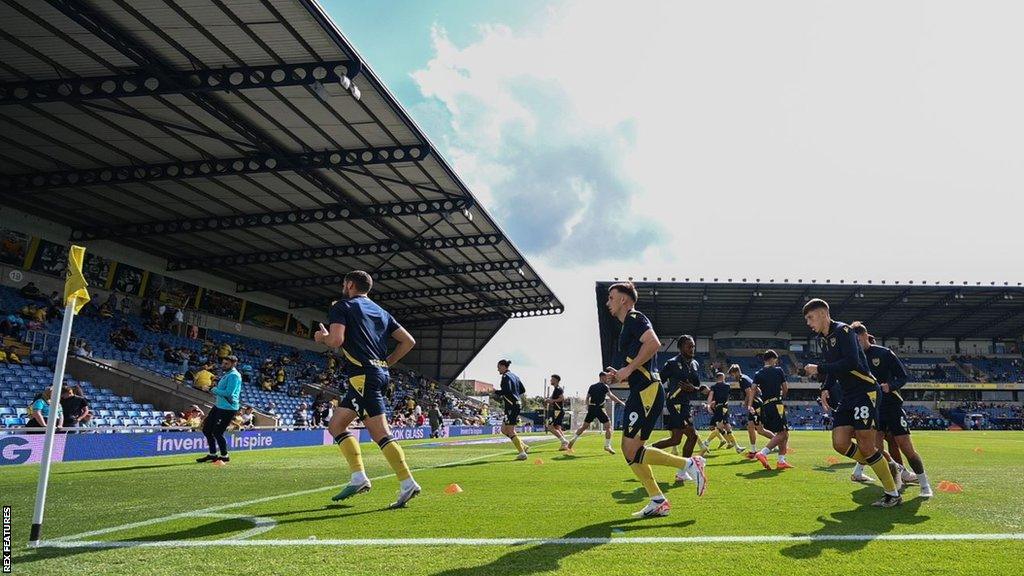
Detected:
left=729, top=364, right=774, bottom=459
left=496, top=359, right=531, bottom=461
left=851, top=322, right=933, bottom=498
left=567, top=371, right=626, bottom=454
left=545, top=374, right=571, bottom=450
left=751, top=350, right=793, bottom=470
left=316, top=271, right=421, bottom=508
left=604, top=282, right=706, bottom=518
left=651, top=335, right=707, bottom=482
left=702, top=372, right=744, bottom=454
left=801, top=299, right=902, bottom=507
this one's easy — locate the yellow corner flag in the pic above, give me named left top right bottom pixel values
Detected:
left=64, top=245, right=90, bottom=315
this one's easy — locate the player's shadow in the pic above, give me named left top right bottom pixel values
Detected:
left=811, top=462, right=855, bottom=474
left=781, top=485, right=929, bottom=558
left=736, top=468, right=783, bottom=479
left=432, top=460, right=494, bottom=470
left=429, top=517, right=697, bottom=576
left=56, top=462, right=194, bottom=474
left=611, top=480, right=679, bottom=505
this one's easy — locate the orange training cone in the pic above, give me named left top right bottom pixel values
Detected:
left=444, top=483, right=463, bottom=495
left=938, top=480, right=963, bottom=493
left=825, top=456, right=840, bottom=465
left=973, top=447, right=983, bottom=454
left=212, top=459, right=226, bottom=467
left=534, top=458, right=544, bottom=465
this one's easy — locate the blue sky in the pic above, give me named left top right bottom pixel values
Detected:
left=322, top=1, right=1024, bottom=396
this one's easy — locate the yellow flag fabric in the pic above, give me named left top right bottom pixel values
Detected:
left=64, top=245, right=90, bottom=315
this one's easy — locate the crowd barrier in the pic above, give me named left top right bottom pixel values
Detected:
left=0, top=425, right=544, bottom=466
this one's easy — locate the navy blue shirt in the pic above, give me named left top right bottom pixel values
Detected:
left=865, top=344, right=908, bottom=408
left=612, top=310, right=658, bottom=390
left=661, top=355, right=702, bottom=407
left=499, top=371, right=526, bottom=404
left=711, top=381, right=730, bottom=404
left=327, top=296, right=400, bottom=374
left=550, top=385, right=564, bottom=408
left=817, top=320, right=878, bottom=400
left=587, top=382, right=610, bottom=406
left=753, top=365, right=787, bottom=402
left=738, top=374, right=760, bottom=404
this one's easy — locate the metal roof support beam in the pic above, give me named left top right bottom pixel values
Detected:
left=881, top=291, right=960, bottom=337
left=0, top=59, right=362, bottom=106
left=923, top=293, right=1006, bottom=336
left=863, top=288, right=914, bottom=324
left=732, top=284, right=761, bottom=332
left=771, top=286, right=814, bottom=333
left=240, top=259, right=525, bottom=292
left=290, top=279, right=542, bottom=309
left=167, top=233, right=503, bottom=271
left=1, top=145, right=429, bottom=194
left=958, top=308, right=1024, bottom=339
left=393, top=296, right=552, bottom=318
left=399, top=306, right=564, bottom=328
left=70, top=198, right=472, bottom=241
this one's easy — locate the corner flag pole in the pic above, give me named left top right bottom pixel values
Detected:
left=29, top=245, right=90, bottom=547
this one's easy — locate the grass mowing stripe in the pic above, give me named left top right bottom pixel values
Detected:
left=37, top=533, right=1024, bottom=548
left=45, top=438, right=556, bottom=546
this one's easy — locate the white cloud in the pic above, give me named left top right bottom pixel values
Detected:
left=411, top=1, right=1024, bottom=395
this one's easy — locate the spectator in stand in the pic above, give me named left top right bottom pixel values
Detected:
left=139, top=345, right=155, bottom=360
left=239, top=406, right=256, bottom=429
left=182, top=405, right=204, bottom=429
left=265, top=402, right=277, bottom=417
left=162, top=412, right=179, bottom=428
left=119, top=295, right=133, bottom=315
left=416, top=411, right=426, bottom=427
left=293, top=403, right=309, bottom=430
left=19, top=281, right=44, bottom=300
left=0, top=313, right=25, bottom=337
left=193, top=363, right=215, bottom=391
left=275, top=366, right=286, bottom=389
left=218, top=342, right=232, bottom=361
left=60, top=386, right=90, bottom=431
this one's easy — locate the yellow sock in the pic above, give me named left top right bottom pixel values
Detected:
left=844, top=442, right=868, bottom=464
left=510, top=435, right=525, bottom=453
left=380, top=440, right=412, bottom=481
left=337, top=435, right=364, bottom=474
left=639, top=446, right=687, bottom=469
left=629, top=463, right=663, bottom=499
left=725, top=433, right=737, bottom=446
left=867, top=452, right=896, bottom=492
left=706, top=429, right=721, bottom=443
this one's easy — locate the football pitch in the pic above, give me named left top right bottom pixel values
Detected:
left=4, top=431, right=1023, bottom=575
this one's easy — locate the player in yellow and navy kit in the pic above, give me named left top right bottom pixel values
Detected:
left=751, top=350, right=792, bottom=470
left=567, top=371, right=626, bottom=454
left=604, top=282, right=706, bottom=518
left=651, top=335, right=707, bottom=472
left=545, top=374, right=571, bottom=450
left=701, top=372, right=744, bottom=455
left=315, top=270, right=420, bottom=508
left=852, top=323, right=933, bottom=498
left=729, top=364, right=774, bottom=459
left=801, top=299, right=901, bottom=507
left=496, top=359, right=531, bottom=460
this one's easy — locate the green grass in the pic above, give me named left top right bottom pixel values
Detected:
left=3, top=431, right=1023, bottom=575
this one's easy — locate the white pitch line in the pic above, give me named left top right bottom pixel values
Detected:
left=49, top=439, right=557, bottom=544
left=37, top=533, right=1024, bottom=549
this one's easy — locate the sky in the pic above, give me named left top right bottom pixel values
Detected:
left=324, top=1, right=1024, bottom=397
